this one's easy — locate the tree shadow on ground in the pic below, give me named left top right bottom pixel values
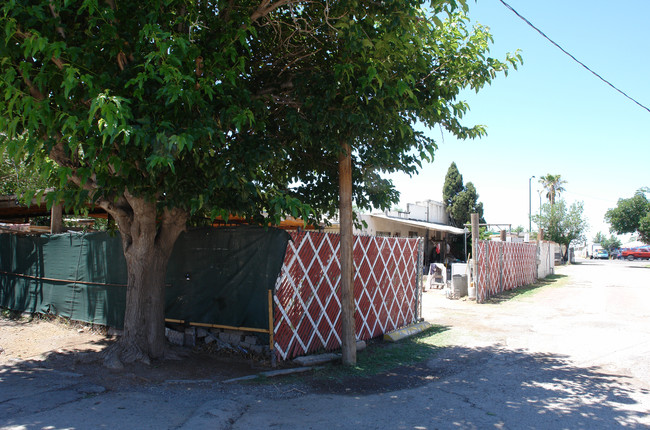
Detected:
left=2, top=332, right=649, bottom=429
left=0, top=335, right=274, bottom=395
left=296, top=345, right=650, bottom=428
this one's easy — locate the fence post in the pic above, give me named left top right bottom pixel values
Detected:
left=416, top=237, right=424, bottom=322
left=471, top=213, right=479, bottom=301
left=338, top=143, right=356, bottom=366
left=486, top=241, right=491, bottom=293
left=50, top=203, right=63, bottom=234
left=499, top=242, right=504, bottom=292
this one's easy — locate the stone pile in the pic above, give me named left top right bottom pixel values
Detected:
left=164, top=325, right=270, bottom=357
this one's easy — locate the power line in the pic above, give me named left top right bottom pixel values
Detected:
left=498, top=0, right=650, bottom=114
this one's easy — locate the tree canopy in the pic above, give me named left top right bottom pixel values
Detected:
left=443, top=163, right=485, bottom=227
left=443, top=162, right=464, bottom=210
left=604, top=189, right=650, bottom=244
left=593, top=232, right=607, bottom=245
left=539, top=174, right=566, bottom=205
left=601, top=235, right=621, bottom=253
left=0, top=0, right=520, bottom=364
left=534, top=199, right=587, bottom=260
left=0, top=145, right=51, bottom=197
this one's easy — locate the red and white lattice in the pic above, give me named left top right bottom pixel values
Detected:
left=476, top=241, right=537, bottom=303
left=273, top=232, right=420, bottom=361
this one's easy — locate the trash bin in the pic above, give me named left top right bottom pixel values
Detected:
left=448, top=274, right=468, bottom=299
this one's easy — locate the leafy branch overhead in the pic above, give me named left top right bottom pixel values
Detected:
left=0, top=0, right=521, bottom=223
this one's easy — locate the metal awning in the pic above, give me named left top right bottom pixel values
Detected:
left=369, top=214, right=466, bottom=235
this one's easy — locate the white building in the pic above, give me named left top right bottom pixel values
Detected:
left=352, top=200, right=467, bottom=266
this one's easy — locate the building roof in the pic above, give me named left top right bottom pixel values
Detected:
left=368, top=214, right=466, bottom=235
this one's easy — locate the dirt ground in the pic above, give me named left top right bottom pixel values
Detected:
left=0, top=312, right=436, bottom=395
left=0, top=314, right=281, bottom=391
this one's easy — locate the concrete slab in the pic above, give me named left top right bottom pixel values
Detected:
left=383, top=321, right=432, bottom=342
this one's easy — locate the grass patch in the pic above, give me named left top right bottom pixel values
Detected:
left=247, top=325, right=451, bottom=386
left=484, top=274, right=568, bottom=304
left=306, top=325, right=450, bottom=380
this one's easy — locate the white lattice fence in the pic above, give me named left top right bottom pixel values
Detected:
left=273, top=232, right=420, bottom=361
left=476, top=241, right=538, bottom=303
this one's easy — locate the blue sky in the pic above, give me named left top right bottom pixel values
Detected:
left=387, top=0, right=649, bottom=242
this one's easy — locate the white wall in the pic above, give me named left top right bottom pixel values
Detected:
left=355, top=214, right=425, bottom=238
left=537, top=241, right=555, bottom=278
left=407, top=200, right=449, bottom=224
left=407, top=204, right=428, bottom=222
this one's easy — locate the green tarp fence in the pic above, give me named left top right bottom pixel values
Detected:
left=0, top=227, right=290, bottom=330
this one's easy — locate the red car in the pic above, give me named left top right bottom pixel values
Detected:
left=622, top=246, right=650, bottom=260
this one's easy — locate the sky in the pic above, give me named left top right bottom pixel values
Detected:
left=386, top=0, right=650, bottom=243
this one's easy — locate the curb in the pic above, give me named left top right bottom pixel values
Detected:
left=383, top=321, right=432, bottom=342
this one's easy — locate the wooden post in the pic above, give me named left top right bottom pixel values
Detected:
left=339, top=142, right=356, bottom=366
left=471, top=213, right=479, bottom=297
left=50, top=203, right=63, bottom=234
left=500, top=230, right=506, bottom=241
left=268, top=289, right=276, bottom=367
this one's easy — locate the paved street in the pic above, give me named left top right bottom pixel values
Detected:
left=1, top=259, right=649, bottom=429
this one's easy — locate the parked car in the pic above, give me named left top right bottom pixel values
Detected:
left=593, top=249, right=609, bottom=260
left=621, top=246, right=650, bottom=260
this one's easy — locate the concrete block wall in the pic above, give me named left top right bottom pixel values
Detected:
left=164, top=325, right=270, bottom=357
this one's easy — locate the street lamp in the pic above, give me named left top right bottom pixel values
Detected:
left=529, top=176, right=535, bottom=233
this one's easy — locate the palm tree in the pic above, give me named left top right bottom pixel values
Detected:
left=539, top=174, right=566, bottom=205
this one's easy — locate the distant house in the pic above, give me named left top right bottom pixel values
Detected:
left=326, top=200, right=467, bottom=267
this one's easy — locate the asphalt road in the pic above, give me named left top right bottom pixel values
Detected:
left=1, top=259, right=649, bottom=429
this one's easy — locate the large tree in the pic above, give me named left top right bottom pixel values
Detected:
left=443, top=162, right=464, bottom=210
left=443, top=163, right=485, bottom=227
left=1, top=0, right=312, bottom=366
left=604, top=189, right=650, bottom=244
left=534, top=199, right=587, bottom=261
left=593, top=232, right=607, bottom=245
left=250, top=2, right=519, bottom=364
left=0, top=0, right=520, bottom=366
left=600, top=235, right=622, bottom=254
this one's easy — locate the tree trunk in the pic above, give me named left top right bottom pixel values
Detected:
left=120, top=239, right=171, bottom=362
left=101, top=193, right=187, bottom=367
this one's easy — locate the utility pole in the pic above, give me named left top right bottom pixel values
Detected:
left=529, top=175, right=535, bottom=232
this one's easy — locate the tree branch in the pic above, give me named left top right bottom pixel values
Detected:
left=251, top=0, right=293, bottom=22
left=18, top=66, right=45, bottom=101
left=48, top=0, right=66, bottom=39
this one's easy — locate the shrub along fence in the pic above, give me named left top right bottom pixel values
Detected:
left=475, top=240, right=538, bottom=303
left=273, top=232, right=422, bottom=361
